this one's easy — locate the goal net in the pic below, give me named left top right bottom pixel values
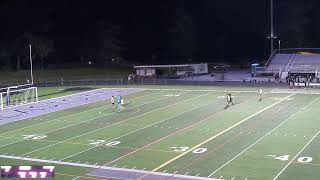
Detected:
left=0, top=86, right=38, bottom=110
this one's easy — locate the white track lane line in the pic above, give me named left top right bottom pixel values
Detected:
left=0, top=155, right=221, bottom=180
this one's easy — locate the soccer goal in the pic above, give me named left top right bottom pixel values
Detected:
left=0, top=86, right=38, bottom=110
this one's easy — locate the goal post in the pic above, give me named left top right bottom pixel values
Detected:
left=0, top=86, right=39, bottom=111
left=0, top=92, right=3, bottom=111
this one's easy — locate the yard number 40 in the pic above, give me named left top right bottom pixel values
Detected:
left=274, top=155, right=313, bottom=163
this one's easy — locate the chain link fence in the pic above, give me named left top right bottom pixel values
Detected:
left=0, top=78, right=291, bottom=89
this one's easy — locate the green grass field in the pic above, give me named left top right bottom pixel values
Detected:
left=0, top=86, right=320, bottom=180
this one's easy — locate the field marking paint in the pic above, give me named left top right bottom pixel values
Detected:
left=292, top=162, right=320, bottom=166
left=145, top=88, right=257, bottom=93
left=272, top=130, right=320, bottom=180
left=0, top=91, right=173, bottom=149
left=59, top=91, right=216, bottom=160
left=0, top=88, right=144, bottom=128
left=1, top=87, right=121, bottom=111
left=141, top=87, right=320, bottom=95
left=0, top=134, right=177, bottom=154
left=19, top=91, right=206, bottom=157
left=151, top=93, right=295, bottom=174
left=208, top=96, right=320, bottom=177
left=55, top=172, right=107, bottom=180
left=102, top=93, right=257, bottom=169
left=0, top=89, right=148, bottom=136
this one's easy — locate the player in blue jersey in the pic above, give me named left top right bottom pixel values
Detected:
left=117, top=95, right=123, bottom=110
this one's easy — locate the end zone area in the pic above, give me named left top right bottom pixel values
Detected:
left=0, top=86, right=319, bottom=180
left=0, top=88, right=142, bottom=125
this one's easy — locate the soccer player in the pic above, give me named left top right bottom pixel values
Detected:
left=121, top=96, right=124, bottom=104
left=227, top=93, right=234, bottom=106
left=121, top=96, right=125, bottom=109
left=259, top=88, right=263, bottom=101
left=111, top=96, right=115, bottom=108
left=117, top=95, right=123, bottom=110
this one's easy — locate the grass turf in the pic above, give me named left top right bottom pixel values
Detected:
left=0, top=86, right=320, bottom=180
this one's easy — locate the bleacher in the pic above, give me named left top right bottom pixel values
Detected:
left=265, top=53, right=320, bottom=74
left=289, top=54, right=320, bottom=73
left=265, top=54, right=292, bottom=72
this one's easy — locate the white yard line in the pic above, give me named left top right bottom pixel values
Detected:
left=208, top=96, right=320, bottom=177
left=0, top=89, right=147, bottom=136
left=140, top=87, right=320, bottom=95
left=103, top=94, right=258, bottom=172
left=60, top=92, right=219, bottom=160
left=20, top=91, right=206, bottom=157
left=0, top=92, right=172, bottom=149
left=272, top=129, right=320, bottom=180
left=144, top=88, right=257, bottom=93
left=151, top=93, right=295, bottom=173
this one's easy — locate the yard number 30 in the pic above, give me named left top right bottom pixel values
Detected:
left=171, top=147, right=207, bottom=154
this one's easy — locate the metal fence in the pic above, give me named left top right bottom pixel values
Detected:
left=0, top=79, right=124, bottom=88
left=133, top=79, right=289, bottom=87
left=0, top=78, right=291, bottom=89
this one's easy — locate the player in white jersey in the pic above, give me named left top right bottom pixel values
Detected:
left=111, top=96, right=115, bottom=108
left=259, top=88, right=263, bottom=101
left=120, top=96, right=124, bottom=110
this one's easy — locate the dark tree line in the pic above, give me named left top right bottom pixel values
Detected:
left=1, top=0, right=320, bottom=70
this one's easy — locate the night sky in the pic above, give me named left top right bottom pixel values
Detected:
left=0, top=0, right=319, bottom=67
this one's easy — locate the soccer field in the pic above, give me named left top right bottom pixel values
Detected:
left=0, top=86, right=320, bottom=180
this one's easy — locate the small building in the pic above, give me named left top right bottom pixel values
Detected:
left=134, top=64, right=208, bottom=79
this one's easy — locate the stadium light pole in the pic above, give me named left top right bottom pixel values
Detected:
left=267, top=0, right=277, bottom=55
left=29, top=44, right=34, bottom=85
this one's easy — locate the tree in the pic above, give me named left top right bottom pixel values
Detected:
left=96, top=21, right=123, bottom=65
left=24, top=33, right=54, bottom=71
left=11, top=37, right=29, bottom=70
left=168, top=7, right=197, bottom=62
left=0, top=43, right=13, bottom=70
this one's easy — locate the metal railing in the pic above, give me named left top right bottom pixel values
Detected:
left=265, top=49, right=279, bottom=67
left=0, top=78, right=124, bottom=88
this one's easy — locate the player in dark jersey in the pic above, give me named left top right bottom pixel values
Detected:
left=227, top=93, right=234, bottom=106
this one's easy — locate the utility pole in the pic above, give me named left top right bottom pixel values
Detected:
left=29, top=44, right=34, bottom=85
left=270, top=0, right=274, bottom=55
